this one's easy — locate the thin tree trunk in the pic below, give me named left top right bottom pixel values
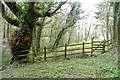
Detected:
left=86, top=24, right=91, bottom=41
left=36, top=18, right=45, bottom=53
left=116, top=3, right=120, bottom=54
left=53, top=28, right=65, bottom=48
left=76, top=31, right=80, bottom=43
left=3, top=23, right=6, bottom=38
left=68, top=29, right=73, bottom=44
left=101, top=29, right=106, bottom=40
left=50, top=21, right=55, bottom=42
left=106, top=1, right=110, bottom=41
left=113, top=3, right=119, bottom=41
left=84, top=27, right=87, bottom=41
left=7, top=23, right=10, bottom=40
left=36, top=26, right=43, bottom=52
left=31, top=27, right=37, bottom=53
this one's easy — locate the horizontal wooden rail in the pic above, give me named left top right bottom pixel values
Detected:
left=93, top=41, right=101, bottom=43
left=93, top=48, right=103, bottom=50
left=93, top=43, right=103, bottom=46
left=93, top=46, right=103, bottom=48
left=67, top=48, right=81, bottom=51
left=20, top=48, right=43, bottom=52
left=85, top=47, right=91, bottom=49
left=67, top=46, right=82, bottom=49
left=68, top=43, right=83, bottom=46
left=66, top=42, right=90, bottom=47
left=84, top=42, right=91, bottom=44
left=45, top=45, right=65, bottom=49
left=18, top=54, right=31, bottom=57
left=94, top=51, right=101, bottom=52
left=84, top=51, right=91, bottom=53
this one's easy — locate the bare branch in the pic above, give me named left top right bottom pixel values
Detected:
left=50, top=1, right=67, bottom=15
left=35, top=1, right=67, bottom=18
left=79, top=15, right=88, bottom=20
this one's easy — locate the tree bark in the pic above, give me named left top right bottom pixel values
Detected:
left=105, top=1, right=109, bottom=41
left=9, top=29, right=33, bottom=62
left=36, top=24, right=43, bottom=52
left=113, top=3, right=119, bottom=41
left=9, top=2, right=36, bottom=63
left=116, top=3, right=120, bottom=54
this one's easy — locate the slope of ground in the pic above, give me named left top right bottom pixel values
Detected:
left=1, top=49, right=119, bottom=78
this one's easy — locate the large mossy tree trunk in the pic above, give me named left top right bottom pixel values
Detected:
left=9, top=28, right=33, bottom=62
left=1, top=1, right=66, bottom=63
left=9, top=2, right=36, bottom=63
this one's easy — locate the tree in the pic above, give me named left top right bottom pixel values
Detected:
left=52, top=2, right=82, bottom=48
left=114, top=2, right=120, bottom=54
left=95, top=2, right=112, bottom=40
left=113, top=2, right=119, bottom=41
left=105, top=0, right=110, bottom=41
left=1, top=1, right=66, bottom=63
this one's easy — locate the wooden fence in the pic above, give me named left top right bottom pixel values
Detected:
left=18, top=38, right=113, bottom=62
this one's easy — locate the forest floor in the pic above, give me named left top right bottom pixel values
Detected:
left=1, top=49, right=119, bottom=78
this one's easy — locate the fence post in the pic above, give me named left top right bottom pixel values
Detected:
left=91, top=37, right=94, bottom=55
left=102, top=40, right=106, bottom=52
left=44, top=46, right=46, bottom=60
left=82, top=42, right=84, bottom=54
left=65, top=44, right=67, bottom=57
left=32, top=53, right=35, bottom=62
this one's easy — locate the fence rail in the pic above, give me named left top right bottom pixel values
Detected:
left=18, top=38, right=114, bottom=62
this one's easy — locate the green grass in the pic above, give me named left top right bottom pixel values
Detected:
left=1, top=38, right=118, bottom=78
left=1, top=49, right=119, bottom=78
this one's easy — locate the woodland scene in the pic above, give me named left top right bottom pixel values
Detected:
left=0, top=0, right=120, bottom=78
